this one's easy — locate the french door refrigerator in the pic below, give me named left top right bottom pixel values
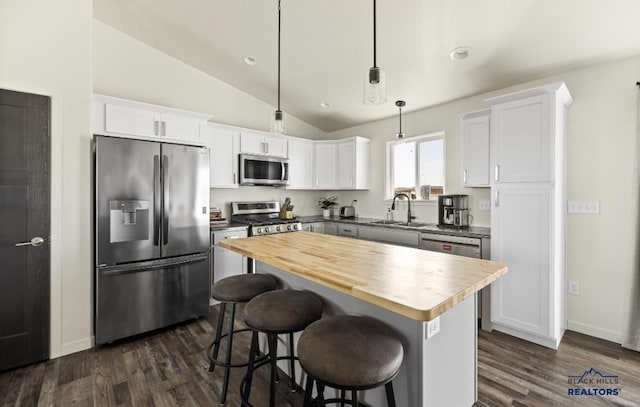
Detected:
left=95, top=135, right=210, bottom=344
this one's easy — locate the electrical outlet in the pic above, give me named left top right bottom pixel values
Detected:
left=478, top=200, right=491, bottom=211
left=426, top=316, right=440, bottom=339
left=568, top=280, right=580, bottom=295
left=568, top=200, right=600, bottom=214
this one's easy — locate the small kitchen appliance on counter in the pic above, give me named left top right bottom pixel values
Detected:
left=438, top=194, right=470, bottom=228
left=339, top=200, right=358, bottom=218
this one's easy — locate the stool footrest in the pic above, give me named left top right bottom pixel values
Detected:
left=207, top=327, right=256, bottom=370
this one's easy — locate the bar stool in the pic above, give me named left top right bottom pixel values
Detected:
left=240, top=289, right=324, bottom=407
left=208, top=273, right=277, bottom=405
left=298, top=315, right=404, bottom=407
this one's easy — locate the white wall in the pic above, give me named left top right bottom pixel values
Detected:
left=0, top=0, right=93, bottom=356
left=328, top=56, right=640, bottom=343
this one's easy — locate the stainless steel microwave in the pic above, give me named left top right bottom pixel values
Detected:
left=239, top=154, right=289, bottom=186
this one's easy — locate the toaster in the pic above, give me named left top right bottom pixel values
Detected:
left=339, top=206, right=356, bottom=218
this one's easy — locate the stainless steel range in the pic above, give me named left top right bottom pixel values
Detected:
left=231, top=201, right=302, bottom=236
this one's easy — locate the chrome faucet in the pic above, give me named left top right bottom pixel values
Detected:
left=391, top=193, right=416, bottom=225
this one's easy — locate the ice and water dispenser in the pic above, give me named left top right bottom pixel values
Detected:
left=109, top=200, right=150, bottom=243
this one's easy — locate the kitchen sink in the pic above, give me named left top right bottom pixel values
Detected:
left=368, top=220, right=435, bottom=228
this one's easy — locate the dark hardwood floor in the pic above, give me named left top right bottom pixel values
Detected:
left=1, top=305, right=639, bottom=406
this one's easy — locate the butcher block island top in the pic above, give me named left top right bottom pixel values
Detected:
left=219, top=231, right=508, bottom=321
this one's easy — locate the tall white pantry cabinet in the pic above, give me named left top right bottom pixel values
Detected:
left=485, top=82, right=573, bottom=349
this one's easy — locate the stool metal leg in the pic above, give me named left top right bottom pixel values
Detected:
left=220, top=303, right=236, bottom=405
left=303, top=375, right=314, bottom=406
left=352, top=390, right=358, bottom=407
left=385, top=382, right=397, bottom=407
left=267, top=333, right=278, bottom=407
left=340, top=389, right=346, bottom=407
left=288, top=332, right=296, bottom=392
left=242, top=331, right=259, bottom=406
left=209, top=302, right=227, bottom=372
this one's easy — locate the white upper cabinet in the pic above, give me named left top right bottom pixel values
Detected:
left=93, top=94, right=210, bottom=145
left=460, top=110, right=490, bottom=187
left=488, top=94, right=552, bottom=183
left=240, top=130, right=287, bottom=157
left=314, top=142, right=337, bottom=189
left=204, top=124, right=239, bottom=188
left=287, top=137, right=314, bottom=189
left=337, top=137, right=370, bottom=190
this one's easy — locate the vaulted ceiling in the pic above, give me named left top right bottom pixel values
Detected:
left=94, top=0, right=640, bottom=132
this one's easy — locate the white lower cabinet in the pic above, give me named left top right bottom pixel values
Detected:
left=211, top=228, right=248, bottom=305
left=324, top=222, right=338, bottom=235
left=337, top=224, right=357, bottom=238
left=490, top=185, right=553, bottom=340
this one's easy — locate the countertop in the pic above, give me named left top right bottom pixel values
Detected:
left=219, top=232, right=507, bottom=321
left=297, top=215, right=491, bottom=238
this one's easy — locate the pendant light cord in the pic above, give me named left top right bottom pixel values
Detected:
left=277, top=0, right=282, bottom=111
left=399, top=105, right=402, bottom=133
left=373, top=0, right=377, bottom=68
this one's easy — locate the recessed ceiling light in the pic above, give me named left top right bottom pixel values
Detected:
left=450, top=46, right=472, bottom=61
left=319, top=102, right=330, bottom=108
left=243, top=56, right=257, bottom=66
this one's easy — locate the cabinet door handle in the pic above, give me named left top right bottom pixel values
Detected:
left=494, top=190, right=500, bottom=207
left=154, top=120, right=159, bottom=136
left=316, top=177, right=319, bottom=187
left=463, top=169, right=468, bottom=184
left=266, top=142, right=269, bottom=154
left=233, top=173, right=236, bottom=184
left=494, top=165, right=500, bottom=182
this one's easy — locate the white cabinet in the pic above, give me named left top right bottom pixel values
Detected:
left=240, top=130, right=287, bottom=157
left=211, top=228, right=248, bottom=305
left=287, top=138, right=315, bottom=189
left=324, top=222, right=338, bottom=235
left=460, top=110, right=490, bottom=187
left=490, top=94, right=551, bottom=183
left=485, top=82, right=572, bottom=349
left=205, top=125, right=239, bottom=188
left=93, top=94, right=210, bottom=145
left=302, top=222, right=325, bottom=233
left=337, top=137, right=370, bottom=190
left=314, top=142, right=337, bottom=189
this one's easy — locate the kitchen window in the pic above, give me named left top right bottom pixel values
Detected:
left=385, top=131, right=445, bottom=201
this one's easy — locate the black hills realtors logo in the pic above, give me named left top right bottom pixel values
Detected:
left=567, top=368, right=620, bottom=396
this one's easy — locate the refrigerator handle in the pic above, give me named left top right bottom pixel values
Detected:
left=162, top=155, right=169, bottom=245
left=153, top=155, right=161, bottom=246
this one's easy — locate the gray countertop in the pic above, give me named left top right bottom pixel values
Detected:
left=298, top=215, right=491, bottom=238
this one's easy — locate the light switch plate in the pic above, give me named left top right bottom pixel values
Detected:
left=478, top=200, right=491, bottom=211
left=568, top=200, right=600, bottom=214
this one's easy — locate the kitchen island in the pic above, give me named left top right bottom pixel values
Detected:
left=220, top=231, right=507, bottom=406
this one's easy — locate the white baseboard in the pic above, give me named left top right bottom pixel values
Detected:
left=56, top=337, right=93, bottom=358
left=567, top=320, right=623, bottom=344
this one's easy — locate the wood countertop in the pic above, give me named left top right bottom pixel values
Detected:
left=219, top=232, right=508, bottom=321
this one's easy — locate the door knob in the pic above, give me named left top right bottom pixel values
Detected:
left=15, top=237, right=45, bottom=247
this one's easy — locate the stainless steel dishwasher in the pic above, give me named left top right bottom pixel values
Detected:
left=419, top=232, right=492, bottom=331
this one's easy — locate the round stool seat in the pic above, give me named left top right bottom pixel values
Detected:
left=298, top=315, right=403, bottom=389
left=211, top=273, right=277, bottom=302
left=244, top=289, right=324, bottom=333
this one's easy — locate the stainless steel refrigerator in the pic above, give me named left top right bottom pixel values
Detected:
left=94, top=135, right=210, bottom=344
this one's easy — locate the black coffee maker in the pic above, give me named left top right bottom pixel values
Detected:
left=438, top=194, right=470, bottom=228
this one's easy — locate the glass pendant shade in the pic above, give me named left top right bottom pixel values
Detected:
left=363, top=67, right=386, bottom=105
left=271, top=109, right=287, bottom=135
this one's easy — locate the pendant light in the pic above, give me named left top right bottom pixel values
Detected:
left=363, top=0, right=386, bottom=105
left=271, top=0, right=287, bottom=134
left=395, top=100, right=405, bottom=139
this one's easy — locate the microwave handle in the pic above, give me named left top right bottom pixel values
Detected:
left=281, top=162, right=285, bottom=181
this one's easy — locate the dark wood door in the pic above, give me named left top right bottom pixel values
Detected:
left=0, top=89, right=50, bottom=371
